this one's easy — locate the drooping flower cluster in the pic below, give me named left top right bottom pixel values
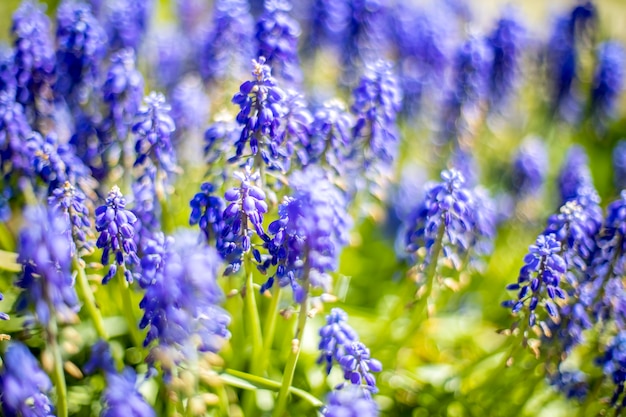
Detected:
left=139, top=232, right=231, bottom=376
left=200, top=0, right=254, bottom=83
left=16, top=204, right=78, bottom=326
left=48, top=181, right=93, bottom=257
left=0, top=342, right=54, bottom=417
left=339, top=341, right=383, bottom=392
left=189, top=182, right=226, bottom=243
left=317, top=308, right=359, bottom=375
left=231, top=58, right=286, bottom=170
left=95, top=186, right=139, bottom=283
left=260, top=167, right=351, bottom=301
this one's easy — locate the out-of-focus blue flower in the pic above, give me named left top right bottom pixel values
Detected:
left=597, top=331, right=626, bottom=407
left=322, top=385, right=379, bottom=417
left=231, top=58, right=286, bottom=171
left=307, top=99, right=353, bottom=174
left=102, top=368, right=156, bottom=417
left=204, top=119, right=240, bottom=167
left=558, top=145, right=593, bottom=205
left=487, top=10, right=525, bottom=111
left=150, top=28, right=189, bottom=90
left=133, top=91, right=177, bottom=178
left=0, top=44, right=16, bottom=96
left=132, top=167, right=160, bottom=243
left=351, top=60, right=401, bottom=172
left=95, top=186, right=139, bottom=284
left=440, top=36, right=492, bottom=142
left=201, top=0, right=254, bottom=83
left=102, top=48, right=144, bottom=141
left=502, top=234, right=566, bottom=330
left=0, top=92, right=32, bottom=176
left=591, top=41, right=625, bottom=129
left=55, top=1, right=107, bottom=105
left=176, top=0, right=210, bottom=37
left=276, top=89, right=312, bottom=168
left=261, top=167, right=351, bottom=301
left=16, top=205, right=78, bottom=326
left=339, top=341, right=382, bottom=392
left=49, top=181, right=93, bottom=257
left=317, top=308, right=359, bottom=375
left=83, top=339, right=117, bottom=375
left=511, top=137, right=548, bottom=198
left=104, top=0, right=152, bottom=52
left=139, top=232, right=230, bottom=375
left=11, top=0, right=55, bottom=109
left=169, top=76, right=209, bottom=143
left=613, top=140, right=626, bottom=191
left=0, top=342, right=54, bottom=417
left=256, top=0, right=302, bottom=84
left=220, top=169, right=268, bottom=275
left=25, top=132, right=73, bottom=192
left=189, top=182, right=226, bottom=244
left=548, top=368, right=588, bottom=401
left=305, top=0, right=350, bottom=53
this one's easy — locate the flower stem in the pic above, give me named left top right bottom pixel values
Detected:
left=116, top=267, right=143, bottom=347
left=73, top=257, right=108, bottom=340
left=48, top=316, right=68, bottom=417
left=272, top=272, right=310, bottom=417
left=242, top=254, right=264, bottom=415
left=261, top=285, right=282, bottom=370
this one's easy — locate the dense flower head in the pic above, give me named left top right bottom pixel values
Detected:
left=133, top=91, right=177, bottom=177
left=139, top=232, right=231, bottom=374
left=440, top=35, right=492, bottom=142
left=511, top=137, right=548, bottom=198
left=255, top=0, right=302, bottom=83
left=25, top=131, right=73, bottom=192
left=260, top=167, right=351, bottom=300
left=95, top=186, right=139, bottom=283
left=317, top=308, right=359, bottom=375
left=131, top=167, right=160, bottom=243
left=0, top=44, right=16, bottom=96
left=614, top=140, right=626, bottom=191
left=307, top=99, right=353, bottom=173
left=220, top=169, right=268, bottom=275
left=55, top=0, right=106, bottom=103
left=0, top=342, right=54, bottom=417
left=0, top=91, right=32, bottom=174
left=169, top=76, right=209, bottom=140
left=405, top=169, right=489, bottom=269
left=102, top=367, right=156, bottom=417
left=11, top=0, right=56, bottom=108
left=597, top=331, right=626, bottom=407
left=189, top=182, right=226, bottom=243
left=49, top=181, right=93, bottom=257
left=351, top=60, right=401, bottom=170
left=322, top=385, right=379, bottom=417
left=339, top=341, right=382, bottom=392
left=16, top=204, right=78, bottom=325
left=231, top=58, right=287, bottom=170
left=101, top=48, right=144, bottom=140
left=276, top=89, right=312, bottom=167
left=591, top=41, right=625, bottom=128
left=201, top=0, right=254, bottom=83
left=487, top=10, right=525, bottom=110
left=104, top=0, right=152, bottom=52
left=558, top=145, right=593, bottom=205
left=502, top=234, right=566, bottom=330
left=204, top=119, right=240, bottom=166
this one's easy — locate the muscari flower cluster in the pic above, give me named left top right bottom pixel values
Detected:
left=591, top=41, right=626, bottom=129
left=511, top=137, right=548, bottom=199
left=0, top=342, right=54, bottom=417
left=48, top=181, right=93, bottom=257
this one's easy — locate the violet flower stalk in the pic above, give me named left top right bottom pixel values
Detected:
left=590, top=41, right=625, bottom=130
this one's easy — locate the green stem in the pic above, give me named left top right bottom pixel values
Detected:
left=242, top=254, right=264, bottom=415
left=260, top=285, right=282, bottom=372
left=73, top=257, right=108, bottom=340
left=48, top=317, right=68, bottom=417
left=217, top=383, right=231, bottom=417
left=116, top=267, right=143, bottom=347
left=272, top=272, right=310, bottom=417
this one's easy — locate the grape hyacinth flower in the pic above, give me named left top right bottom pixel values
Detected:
left=16, top=205, right=78, bottom=326
left=597, top=331, right=626, bottom=408
left=256, top=0, right=302, bottom=84
left=95, top=186, right=139, bottom=283
left=590, top=41, right=625, bottom=130
left=558, top=145, right=593, bottom=205
left=169, top=76, right=209, bottom=144
left=101, top=368, right=156, bottom=417
left=231, top=58, right=286, bottom=171
left=613, top=140, right=626, bottom=191
left=25, top=132, right=72, bottom=193
left=261, top=167, right=351, bottom=301
left=189, top=182, right=226, bottom=244
left=55, top=1, right=107, bottom=105
left=0, top=342, right=54, bottom=417
left=317, top=308, right=359, bottom=375
left=220, top=169, right=268, bottom=275
left=101, top=48, right=144, bottom=141
left=305, top=0, right=350, bottom=53
left=132, top=167, right=160, bottom=243
left=0, top=44, right=16, bottom=96
left=487, top=10, right=525, bottom=111
left=11, top=0, right=56, bottom=110
left=104, top=0, right=152, bottom=52
left=511, top=137, right=548, bottom=199
left=49, top=181, right=93, bottom=257
left=322, top=385, right=379, bottom=417
left=307, top=99, right=353, bottom=174
left=139, top=232, right=231, bottom=376
left=339, top=341, right=383, bottom=392
left=547, top=368, right=588, bottom=401
left=502, top=234, right=566, bottom=331
left=276, top=89, right=312, bottom=168
left=133, top=91, right=177, bottom=178
left=200, top=0, right=254, bottom=84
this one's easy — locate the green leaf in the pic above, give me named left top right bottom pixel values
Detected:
left=0, top=249, right=19, bottom=272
